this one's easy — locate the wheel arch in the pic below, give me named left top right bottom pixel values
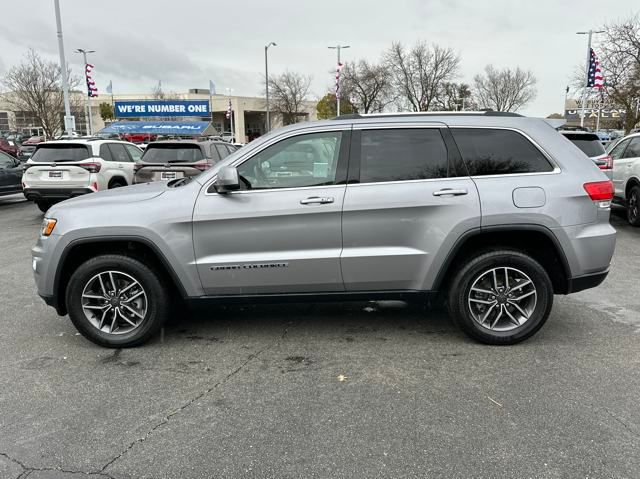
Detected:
left=433, top=225, right=572, bottom=295
left=53, top=236, right=188, bottom=316
left=108, top=176, right=128, bottom=188
left=625, top=176, right=640, bottom=198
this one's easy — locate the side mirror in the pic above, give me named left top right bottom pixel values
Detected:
left=214, top=166, right=240, bottom=193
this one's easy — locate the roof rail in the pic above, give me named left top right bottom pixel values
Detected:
left=330, top=111, right=523, bottom=120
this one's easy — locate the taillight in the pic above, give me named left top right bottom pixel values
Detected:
left=79, top=162, right=101, bottom=173
left=598, top=155, right=613, bottom=170
left=193, top=162, right=211, bottom=171
left=584, top=181, right=614, bottom=208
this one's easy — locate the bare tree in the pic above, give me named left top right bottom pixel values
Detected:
left=385, top=41, right=460, bottom=111
left=597, top=15, right=640, bottom=133
left=434, top=82, right=474, bottom=111
left=1, top=49, right=80, bottom=139
left=340, top=59, right=393, bottom=113
left=267, top=71, right=312, bottom=125
left=473, top=65, right=537, bottom=112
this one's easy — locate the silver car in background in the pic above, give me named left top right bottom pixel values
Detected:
left=32, top=112, right=616, bottom=348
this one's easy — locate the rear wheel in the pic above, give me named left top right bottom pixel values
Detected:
left=66, top=254, right=170, bottom=347
left=109, top=179, right=127, bottom=189
left=447, top=250, right=553, bottom=345
left=36, top=200, right=54, bottom=213
left=627, top=185, right=640, bottom=226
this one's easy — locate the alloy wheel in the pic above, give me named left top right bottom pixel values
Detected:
left=629, top=191, right=638, bottom=223
left=467, top=267, right=537, bottom=332
left=81, top=270, right=148, bottom=334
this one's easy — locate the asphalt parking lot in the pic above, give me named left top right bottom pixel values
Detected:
left=0, top=194, right=639, bottom=479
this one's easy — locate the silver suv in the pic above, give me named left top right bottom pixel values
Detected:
left=32, top=112, right=616, bottom=347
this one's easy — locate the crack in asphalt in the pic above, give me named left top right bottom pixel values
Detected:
left=99, top=322, right=295, bottom=474
left=602, top=407, right=640, bottom=440
left=0, top=452, right=115, bottom=479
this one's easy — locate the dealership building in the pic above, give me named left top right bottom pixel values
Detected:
left=0, top=89, right=318, bottom=142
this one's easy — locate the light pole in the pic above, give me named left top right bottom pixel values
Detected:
left=576, top=30, right=604, bottom=128
left=76, top=48, right=95, bottom=135
left=265, top=42, right=276, bottom=133
left=328, top=44, right=350, bottom=116
left=53, top=0, right=72, bottom=137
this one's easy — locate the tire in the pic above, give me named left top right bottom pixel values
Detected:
left=447, top=250, right=554, bottom=345
left=626, top=185, right=640, bottom=226
left=36, top=200, right=54, bottom=213
left=109, top=179, right=126, bottom=189
left=65, top=254, right=170, bottom=347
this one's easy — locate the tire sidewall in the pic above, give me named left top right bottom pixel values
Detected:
left=448, top=251, right=553, bottom=345
left=627, top=186, right=640, bottom=226
left=66, top=255, right=168, bottom=347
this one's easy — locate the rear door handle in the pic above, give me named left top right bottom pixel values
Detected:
left=300, top=196, right=334, bottom=205
left=433, top=188, right=468, bottom=197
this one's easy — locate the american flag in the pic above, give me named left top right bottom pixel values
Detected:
left=85, top=63, right=98, bottom=97
left=587, top=48, right=604, bottom=89
left=226, top=99, right=232, bottom=119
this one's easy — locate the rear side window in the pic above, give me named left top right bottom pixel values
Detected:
left=452, top=129, right=554, bottom=176
left=215, top=144, right=230, bottom=160
left=99, top=144, right=114, bottom=162
left=562, top=133, right=605, bottom=157
left=108, top=143, right=131, bottom=162
left=142, top=145, right=204, bottom=163
left=359, top=128, right=449, bottom=183
left=623, top=138, right=640, bottom=159
left=31, top=144, right=91, bottom=162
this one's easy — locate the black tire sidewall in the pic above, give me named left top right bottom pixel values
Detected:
left=66, top=255, right=169, bottom=347
left=448, top=251, right=553, bottom=345
left=36, top=201, right=52, bottom=213
left=627, top=186, right=640, bottom=226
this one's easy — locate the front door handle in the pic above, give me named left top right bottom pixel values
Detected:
left=433, top=188, right=468, bottom=197
left=300, top=196, right=334, bottom=205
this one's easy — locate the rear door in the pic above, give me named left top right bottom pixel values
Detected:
left=107, top=143, right=135, bottom=184
left=609, top=138, right=631, bottom=197
left=341, top=125, right=480, bottom=291
left=0, top=153, right=21, bottom=195
left=24, top=144, right=93, bottom=188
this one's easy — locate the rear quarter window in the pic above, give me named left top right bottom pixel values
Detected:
left=451, top=128, right=554, bottom=176
left=31, top=144, right=91, bottom=162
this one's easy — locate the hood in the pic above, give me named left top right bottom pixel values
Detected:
left=49, top=181, right=167, bottom=213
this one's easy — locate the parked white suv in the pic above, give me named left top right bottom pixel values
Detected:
left=23, top=139, right=143, bottom=212
left=607, top=133, right=640, bottom=225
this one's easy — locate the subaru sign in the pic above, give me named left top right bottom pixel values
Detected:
left=114, top=100, right=210, bottom=118
left=100, top=121, right=212, bottom=136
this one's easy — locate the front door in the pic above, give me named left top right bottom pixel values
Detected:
left=340, top=126, right=481, bottom=291
left=0, top=152, right=21, bottom=195
left=193, top=129, right=350, bottom=295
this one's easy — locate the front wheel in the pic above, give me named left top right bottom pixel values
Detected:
left=627, top=185, right=640, bottom=226
left=447, top=250, right=553, bottom=345
left=36, top=200, right=54, bottom=213
left=66, top=254, right=170, bottom=347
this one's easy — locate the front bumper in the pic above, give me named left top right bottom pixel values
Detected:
left=24, top=187, right=93, bottom=201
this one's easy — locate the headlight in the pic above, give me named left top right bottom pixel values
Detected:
left=42, top=218, right=57, bottom=236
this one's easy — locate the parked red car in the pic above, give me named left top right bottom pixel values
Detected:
left=0, top=139, right=18, bottom=157
left=121, top=133, right=157, bottom=144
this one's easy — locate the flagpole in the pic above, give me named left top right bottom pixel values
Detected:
left=579, top=30, right=593, bottom=128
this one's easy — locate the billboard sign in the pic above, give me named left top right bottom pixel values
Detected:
left=99, top=121, right=212, bottom=136
left=114, top=100, right=210, bottom=118
left=564, top=108, right=626, bottom=120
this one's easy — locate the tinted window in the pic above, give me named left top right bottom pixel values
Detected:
left=31, top=144, right=91, bottom=162
left=359, top=128, right=449, bottom=183
left=142, top=145, right=204, bottom=163
left=226, top=144, right=237, bottom=154
left=0, top=152, right=15, bottom=168
left=623, top=138, right=640, bottom=159
left=609, top=139, right=630, bottom=161
left=108, top=143, right=131, bottom=162
left=237, top=131, right=342, bottom=190
left=99, top=144, right=114, bottom=162
left=215, top=144, right=229, bottom=160
left=452, top=129, right=554, bottom=176
left=562, top=133, right=605, bottom=157
left=124, top=144, right=143, bottom=162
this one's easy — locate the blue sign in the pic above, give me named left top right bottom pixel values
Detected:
left=114, top=100, right=210, bottom=118
left=100, top=121, right=211, bottom=136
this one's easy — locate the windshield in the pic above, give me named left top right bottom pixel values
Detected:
left=563, top=133, right=605, bottom=157
left=141, top=144, right=204, bottom=163
left=31, top=144, right=91, bottom=162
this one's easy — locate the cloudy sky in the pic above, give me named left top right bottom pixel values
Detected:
left=0, top=0, right=638, bottom=116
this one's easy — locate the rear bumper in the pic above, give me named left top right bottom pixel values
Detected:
left=23, top=187, right=93, bottom=201
left=566, top=269, right=609, bottom=294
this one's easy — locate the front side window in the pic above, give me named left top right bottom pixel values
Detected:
left=237, top=131, right=342, bottom=190
left=623, top=138, right=640, bottom=159
left=359, top=128, right=449, bottom=183
left=0, top=152, right=15, bottom=168
left=452, top=128, right=554, bottom=176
